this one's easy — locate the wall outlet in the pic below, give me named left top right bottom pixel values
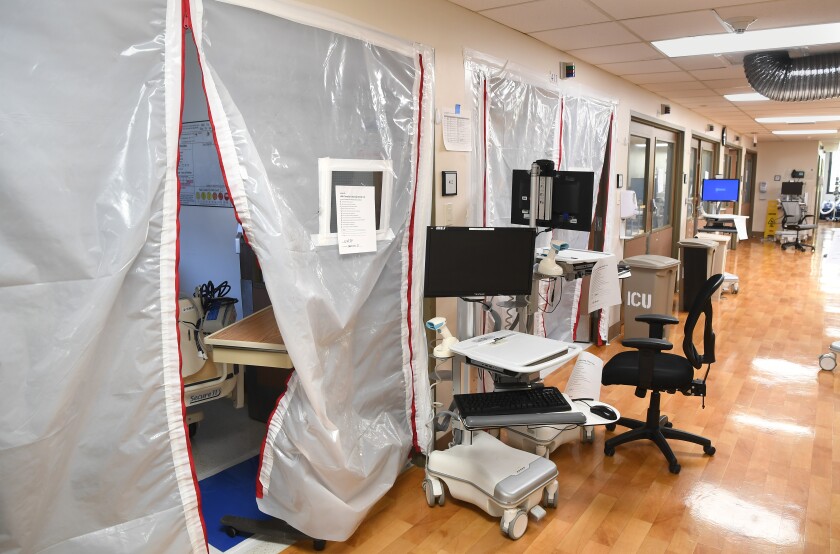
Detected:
left=549, top=72, right=558, bottom=84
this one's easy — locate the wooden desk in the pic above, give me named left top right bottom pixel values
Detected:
left=205, top=306, right=293, bottom=369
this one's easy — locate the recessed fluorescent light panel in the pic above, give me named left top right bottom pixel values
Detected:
left=757, top=115, right=840, bottom=123
left=724, top=93, right=768, bottom=102
left=772, top=129, right=837, bottom=135
left=652, top=22, right=840, bottom=57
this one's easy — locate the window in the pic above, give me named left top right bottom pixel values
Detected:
left=315, top=158, right=394, bottom=246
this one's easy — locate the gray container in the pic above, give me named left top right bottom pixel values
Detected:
left=678, top=238, right=717, bottom=311
left=622, top=255, right=680, bottom=340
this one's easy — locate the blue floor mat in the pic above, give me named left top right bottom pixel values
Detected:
left=198, top=456, right=271, bottom=552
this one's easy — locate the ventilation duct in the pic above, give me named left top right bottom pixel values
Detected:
left=743, top=50, right=840, bottom=101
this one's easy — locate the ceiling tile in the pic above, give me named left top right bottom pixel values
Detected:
left=663, top=89, right=722, bottom=99
left=671, top=55, right=731, bottom=71
left=689, top=66, right=746, bottom=80
left=643, top=81, right=710, bottom=92
left=568, top=42, right=663, bottom=65
left=447, top=0, right=520, bottom=10
left=622, top=11, right=725, bottom=42
left=587, top=0, right=758, bottom=20
left=480, top=0, right=609, bottom=34
left=715, top=0, right=840, bottom=32
left=623, top=71, right=695, bottom=84
left=597, top=59, right=682, bottom=75
left=704, top=78, right=752, bottom=90
left=530, top=22, right=638, bottom=50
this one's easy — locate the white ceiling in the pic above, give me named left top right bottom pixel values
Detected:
left=449, top=0, right=840, bottom=142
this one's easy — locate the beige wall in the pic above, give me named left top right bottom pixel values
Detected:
left=753, top=141, right=821, bottom=233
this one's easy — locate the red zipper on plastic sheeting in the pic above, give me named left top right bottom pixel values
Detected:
left=405, top=52, right=425, bottom=454
left=176, top=0, right=209, bottom=549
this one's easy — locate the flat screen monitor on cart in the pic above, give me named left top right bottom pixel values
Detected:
left=423, top=226, right=536, bottom=298
left=701, top=178, right=740, bottom=202
left=781, top=181, right=804, bottom=196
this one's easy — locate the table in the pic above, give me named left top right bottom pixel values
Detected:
left=205, top=306, right=293, bottom=369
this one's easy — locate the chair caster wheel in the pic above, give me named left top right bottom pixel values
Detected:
left=605, top=423, right=616, bottom=432
left=225, top=526, right=237, bottom=538
left=604, top=445, right=615, bottom=457
left=704, top=445, right=716, bottom=456
left=669, top=463, right=681, bottom=474
left=313, top=540, right=327, bottom=551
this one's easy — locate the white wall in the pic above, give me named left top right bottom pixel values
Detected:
left=753, top=141, right=820, bottom=233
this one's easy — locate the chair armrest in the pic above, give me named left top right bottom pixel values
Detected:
left=801, top=214, right=815, bottom=223
left=635, top=313, right=679, bottom=340
left=621, top=337, right=673, bottom=351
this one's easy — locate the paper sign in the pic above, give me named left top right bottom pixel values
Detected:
left=588, top=256, right=621, bottom=312
left=564, top=351, right=604, bottom=401
left=442, top=112, right=471, bottom=151
left=335, top=186, right=377, bottom=255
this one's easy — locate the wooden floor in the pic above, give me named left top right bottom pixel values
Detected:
left=285, top=223, right=840, bottom=553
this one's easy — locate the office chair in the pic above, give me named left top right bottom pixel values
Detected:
left=780, top=200, right=816, bottom=252
left=602, top=273, right=724, bottom=474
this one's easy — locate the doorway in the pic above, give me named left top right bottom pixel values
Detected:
left=624, top=120, right=681, bottom=258
left=743, top=150, right=757, bottom=231
left=688, top=137, right=718, bottom=238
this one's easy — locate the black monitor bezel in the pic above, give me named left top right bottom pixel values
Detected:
left=781, top=181, right=804, bottom=196
left=510, top=169, right=594, bottom=231
left=423, top=226, right=536, bottom=298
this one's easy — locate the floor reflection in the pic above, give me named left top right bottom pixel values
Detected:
left=686, top=482, right=802, bottom=546
left=750, top=357, right=819, bottom=387
left=730, top=412, right=813, bottom=437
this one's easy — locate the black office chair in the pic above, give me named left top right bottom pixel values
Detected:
left=602, top=273, right=724, bottom=474
left=780, top=200, right=816, bottom=252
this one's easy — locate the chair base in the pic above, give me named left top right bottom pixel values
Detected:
left=604, top=392, right=714, bottom=474
left=781, top=240, right=815, bottom=252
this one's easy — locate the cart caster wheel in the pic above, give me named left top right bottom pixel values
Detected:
left=604, top=445, right=615, bottom=457
left=704, top=445, right=716, bottom=456
left=732, top=284, right=739, bottom=294
left=819, top=352, right=836, bottom=371
left=580, top=426, right=595, bottom=443
left=542, top=487, right=558, bottom=509
left=669, top=462, right=681, bottom=474
left=189, top=422, right=198, bottom=438
left=422, top=478, right=444, bottom=507
left=225, top=526, right=237, bottom=538
left=605, top=423, right=616, bottom=432
left=313, top=540, right=326, bottom=551
left=501, top=510, right=528, bottom=540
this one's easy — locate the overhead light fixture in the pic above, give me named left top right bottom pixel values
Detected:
left=724, top=92, right=769, bottom=101
left=772, top=129, right=837, bottom=135
left=756, top=115, right=840, bottom=123
left=652, top=22, right=840, bottom=57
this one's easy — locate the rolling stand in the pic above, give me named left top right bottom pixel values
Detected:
left=424, top=330, right=580, bottom=540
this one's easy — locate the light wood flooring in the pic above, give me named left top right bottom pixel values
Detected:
left=283, top=223, right=840, bottom=553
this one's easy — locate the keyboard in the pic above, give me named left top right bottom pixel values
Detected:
left=455, top=387, right=584, bottom=428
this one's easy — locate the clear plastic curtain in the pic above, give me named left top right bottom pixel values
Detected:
left=189, top=0, right=433, bottom=541
left=0, top=1, right=204, bottom=552
left=466, top=51, right=614, bottom=342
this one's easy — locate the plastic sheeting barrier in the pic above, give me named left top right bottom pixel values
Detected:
left=1, top=0, right=433, bottom=549
left=465, top=50, right=614, bottom=343
left=189, top=0, right=434, bottom=541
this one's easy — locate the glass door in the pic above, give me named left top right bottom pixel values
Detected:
left=624, top=120, right=680, bottom=258
left=688, top=137, right=717, bottom=238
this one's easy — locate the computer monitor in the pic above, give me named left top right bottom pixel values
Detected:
left=423, top=226, right=536, bottom=298
left=781, top=181, right=804, bottom=196
left=510, top=162, right=594, bottom=231
left=701, top=178, right=740, bottom=202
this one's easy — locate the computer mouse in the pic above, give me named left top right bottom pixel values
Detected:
left=590, top=404, right=616, bottom=420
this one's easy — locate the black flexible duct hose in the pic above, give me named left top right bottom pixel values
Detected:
left=744, top=50, right=840, bottom=101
